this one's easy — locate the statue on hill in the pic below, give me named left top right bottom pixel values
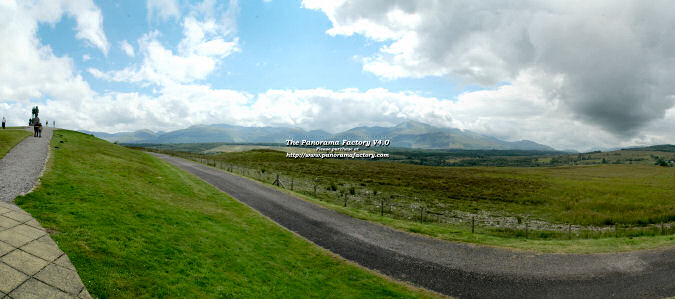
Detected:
left=29, top=106, right=40, bottom=126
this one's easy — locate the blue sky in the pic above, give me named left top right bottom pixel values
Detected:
left=2, top=0, right=675, bottom=151
left=37, top=0, right=469, bottom=99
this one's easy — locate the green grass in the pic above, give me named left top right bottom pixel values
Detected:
left=16, top=130, right=438, bottom=298
left=277, top=188, right=675, bottom=254
left=0, top=129, right=31, bottom=159
left=155, top=149, right=675, bottom=253
left=173, top=150, right=675, bottom=226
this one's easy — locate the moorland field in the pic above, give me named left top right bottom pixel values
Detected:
left=131, top=142, right=675, bottom=252
left=140, top=146, right=675, bottom=226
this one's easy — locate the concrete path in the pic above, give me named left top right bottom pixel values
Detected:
left=0, top=128, right=91, bottom=298
left=1, top=127, right=51, bottom=202
left=153, top=153, right=675, bottom=299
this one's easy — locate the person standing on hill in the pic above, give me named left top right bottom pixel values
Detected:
left=2, top=116, right=5, bottom=129
left=38, top=122, right=42, bottom=138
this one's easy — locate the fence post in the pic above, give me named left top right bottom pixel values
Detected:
left=380, top=198, right=384, bottom=216
left=472, top=216, right=475, bottom=234
left=273, top=174, right=282, bottom=187
left=615, top=224, right=618, bottom=238
left=568, top=223, right=572, bottom=240
left=420, top=207, right=424, bottom=223
left=291, top=178, right=294, bottom=190
left=525, top=222, right=529, bottom=239
left=662, top=222, right=665, bottom=235
left=343, top=193, right=348, bottom=207
left=628, top=224, right=632, bottom=238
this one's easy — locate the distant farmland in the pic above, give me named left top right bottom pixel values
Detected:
left=129, top=141, right=675, bottom=226
left=138, top=147, right=675, bottom=227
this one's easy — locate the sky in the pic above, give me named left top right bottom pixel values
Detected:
left=1, top=0, right=675, bottom=151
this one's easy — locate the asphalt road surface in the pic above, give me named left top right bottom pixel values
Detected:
left=152, top=153, right=675, bottom=298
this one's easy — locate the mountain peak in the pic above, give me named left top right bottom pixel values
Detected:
left=83, top=121, right=555, bottom=150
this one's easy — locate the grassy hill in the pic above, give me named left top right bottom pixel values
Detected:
left=0, top=129, right=31, bottom=159
left=16, top=131, right=436, bottom=298
left=623, top=144, right=675, bottom=152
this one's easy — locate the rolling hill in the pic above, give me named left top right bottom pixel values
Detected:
left=83, top=121, right=554, bottom=150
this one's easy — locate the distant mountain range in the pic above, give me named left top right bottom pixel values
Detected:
left=81, top=121, right=556, bottom=151
left=621, top=144, right=675, bottom=152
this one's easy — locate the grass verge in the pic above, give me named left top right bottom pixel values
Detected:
left=284, top=189, right=675, bottom=254
left=0, top=129, right=31, bottom=159
left=16, top=130, right=439, bottom=298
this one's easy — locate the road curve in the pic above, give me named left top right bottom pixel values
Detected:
left=151, top=153, right=675, bottom=298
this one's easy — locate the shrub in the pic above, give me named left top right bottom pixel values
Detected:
left=655, top=157, right=669, bottom=167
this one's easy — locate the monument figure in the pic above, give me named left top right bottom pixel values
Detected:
left=29, top=106, right=40, bottom=126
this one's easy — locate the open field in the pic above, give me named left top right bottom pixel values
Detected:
left=0, top=129, right=31, bottom=159
left=380, top=147, right=675, bottom=167
left=162, top=150, right=675, bottom=226
left=281, top=189, right=675, bottom=253
left=132, top=141, right=675, bottom=167
left=126, top=142, right=377, bottom=154
left=16, top=131, right=437, bottom=298
left=146, top=149, right=675, bottom=253
left=205, top=144, right=377, bottom=154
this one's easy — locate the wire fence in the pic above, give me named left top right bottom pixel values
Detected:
left=150, top=149, right=675, bottom=240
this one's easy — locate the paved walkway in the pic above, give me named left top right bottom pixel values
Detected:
left=0, top=128, right=91, bottom=298
left=1, top=128, right=51, bottom=202
left=154, top=153, right=675, bottom=299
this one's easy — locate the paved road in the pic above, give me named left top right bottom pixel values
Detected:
left=153, top=153, right=675, bottom=299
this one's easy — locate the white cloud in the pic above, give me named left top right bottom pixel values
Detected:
left=303, top=0, right=675, bottom=137
left=5, top=0, right=675, bottom=152
left=5, top=80, right=673, bottom=151
left=99, top=3, right=240, bottom=86
left=146, top=0, right=180, bottom=22
left=120, top=40, right=135, bottom=57
left=82, top=54, right=91, bottom=61
left=26, top=0, right=109, bottom=54
left=97, top=31, right=238, bottom=86
left=0, top=0, right=97, bottom=104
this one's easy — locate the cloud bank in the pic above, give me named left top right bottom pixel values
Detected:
left=303, top=0, right=675, bottom=137
left=2, top=0, right=675, bottom=152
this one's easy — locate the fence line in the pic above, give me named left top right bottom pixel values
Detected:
left=154, top=149, right=674, bottom=240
